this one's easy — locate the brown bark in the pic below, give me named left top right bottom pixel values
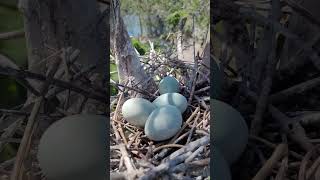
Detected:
left=18, top=0, right=108, bottom=113
left=111, top=0, right=156, bottom=97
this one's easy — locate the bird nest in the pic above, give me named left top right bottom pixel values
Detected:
left=110, top=51, right=210, bottom=179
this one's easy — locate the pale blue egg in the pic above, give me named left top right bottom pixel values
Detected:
left=37, top=114, right=107, bottom=180
left=122, top=98, right=156, bottom=127
left=213, top=148, right=232, bottom=180
left=159, top=76, right=180, bottom=94
left=144, top=105, right=182, bottom=141
left=152, top=93, right=188, bottom=113
left=212, top=99, right=248, bottom=164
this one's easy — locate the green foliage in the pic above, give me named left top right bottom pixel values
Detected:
left=0, top=6, right=27, bottom=67
left=110, top=63, right=118, bottom=96
left=121, top=0, right=209, bottom=39
left=131, top=38, right=149, bottom=55
left=0, top=6, right=27, bottom=108
left=0, top=76, right=27, bottom=108
left=166, top=10, right=188, bottom=29
left=0, top=39, right=28, bottom=67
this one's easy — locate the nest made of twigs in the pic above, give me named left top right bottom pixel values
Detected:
left=110, top=50, right=210, bottom=180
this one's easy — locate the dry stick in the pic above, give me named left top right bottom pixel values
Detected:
left=111, top=94, right=136, bottom=178
left=252, top=143, right=288, bottom=180
left=275, top=156, right=288, bottom=180
left=113, top=93, right=128, bottom=145
left=194, top=86, right=210, bottom=94
left=118, top=156, right=124, bottom=171
left=298, top=145, right=320, bottom=180
left=195, top=130, right=209, bottom=136
left=127, top=132, right=141, bottom=149
left=186, top=112, right=201, bottom=144
left=10, top=97, right=43, bottom=180
left=270, top=76, right=320, bottom=104
left=139, top=151, right=193, bottom=180
left=118, top=128, right=128, bottom=145
left=298, top=112, right=320, bottom=126
left=0, top=66, right=106, bottom=103
left=269, top=106, right=314, bottom=152
left=110, top=172, right=127, bottom=180
left=315, top=166, right=320, bottom=180
left=188, top=73, right=198, bottom=104
left=11, top=51, right=63, bottom=180
left=170, top=107, right=200, bottom=144
left=118, top=144, right=136, bottom=179
left=185, top=146, right=204, bottom=163
left=0, top=109, right=29, bottom=116
left=245, top=90, right=314, bottom=152
left=279, top=33, right=320, bottom=75
left=167, top=135, right=209, bottom=161
left=153, top=144, right=184, bottom=153
left=283, top=0, right=320, bottom=28
left=0, top=29, right=24, bottom=40
left=194, top=95, right=208, bottom=110
left=154, top=131, right=191, bottom=160
left=197, top=110, right=207, bottom=128
left=250, top=0, right=280, bottom=135
left=111, top=82, right=156, bottom=98
left=306, top=155, right=320, bottom=180
left=250, top=135, right=303, bottom=159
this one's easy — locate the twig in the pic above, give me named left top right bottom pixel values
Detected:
left=10, top=97, right=43, bottom=180
left=298, top=145, right=320, bottom=180
left=250, top=0, right=280, bottom=135
left=275, top=156, right=288, bottom=180
left=186, top=112, right=201, bottom=144
left=11, top=49, right=63, bottom=180
left=167, top=136, right=209, bottom=161
left=270, top=76, right=320, bottom=103
left=139, top=151, right=193, bottom=180
left=185, top=146, right=204, bottom=163
left=170, top=107, right=200, bottom=144
left=252, top=143, right=288, bottom=180
left=110, top=172, right=127, bottom=180
left=153, top=144, right=184, bottom=153
left=118, top=144, right=137, bottom=179
left=244, top=89, right=314, bottom=152
left=250, top=135, right=303, bottom=159
left=306, top=155, right=320, bottom=179
left=0, top=66, right=106, bottom=103
left=0, top=29, right=24, bottom=40
left=188, top=73, right=198, bottom=104
left=110, top=81, right=156, bottom=99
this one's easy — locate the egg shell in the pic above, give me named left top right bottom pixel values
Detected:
left=37, top=114, right=107, bottom=180
left=213, top=148, right=232, bottom=180
left=144, top=105, right=182, bottom=141
left=212, top=99, right=248, bottom=164
left=152, top=93, right=188, bottom=113
left=121, top=98, right=156, bottom=127
left=158, top=76, right=180, bottom=94
left=212, top=59, right=223, bottom=99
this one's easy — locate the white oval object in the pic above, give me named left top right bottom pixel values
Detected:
left=152, top=93, right=188, bottom=113
left=213, top=148, right=232, bottom=180
left=144, top=105, right=182, bottom=141
left=37, top=114, right=107, bottom=180
left=158, top=76, right=180, bottom=94
left=212, top=99, right=249, bottom=164
left=122, top=98, right=156, bottom=127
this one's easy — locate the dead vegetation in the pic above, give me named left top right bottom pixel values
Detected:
left=110, top=43, right=211, bottom=180
left=213, top=0, right=320, bottom=179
